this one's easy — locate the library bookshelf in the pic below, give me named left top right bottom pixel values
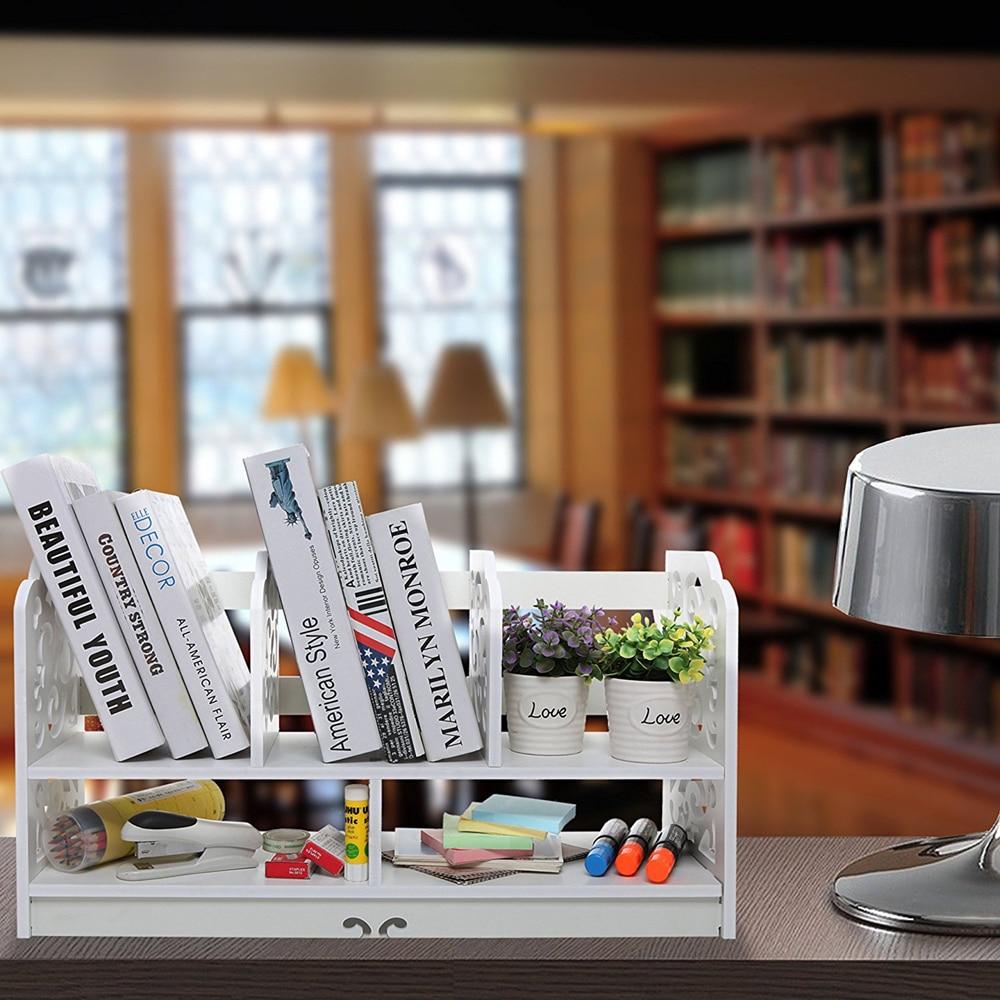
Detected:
left=652, top=110, right=1000, bottom=797
left=14, top=550, right=737, bottom=940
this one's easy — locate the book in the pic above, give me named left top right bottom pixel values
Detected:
left=394, top=827, right=562, bottom=872
left=457, top=802, right=549, bottom=840
left=316, top=481, right=423, bottom=763
left=419, top=828, right=533, bottom=867
left=366, top=503, right=484, bottom=761
left=470, top=794, right=576, bottom=835
left=441, top=812, right=533, bottom=851
left=243, top=447, right=381, bottom=763
left=115, top=490, right=250, bottom=757
left=2, top=456, right=164, bottom=761
left=72, top=490, right=207, bottom=758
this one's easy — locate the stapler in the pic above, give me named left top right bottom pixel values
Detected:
left=117, top=810, right=262, bottom=881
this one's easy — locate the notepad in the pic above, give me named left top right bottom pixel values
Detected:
left=457, top=802, right=549, bottom=839
left=470, top=794, right=576, bottom=834
left=441, top=812, right=534, bottom=850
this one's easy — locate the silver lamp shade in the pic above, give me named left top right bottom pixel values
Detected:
left=834, top=423, right=1000, bottom=636
left=831, top=425, right=1000, bottom=935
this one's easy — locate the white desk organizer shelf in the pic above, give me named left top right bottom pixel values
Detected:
left=14, top=549, right=737, bottom=940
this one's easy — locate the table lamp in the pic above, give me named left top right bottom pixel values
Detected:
left=424, top=343, right=509, bottom=549
left=262, top=346, right=336, bottom=457
left=341, top=358, right=420, bottom=442
left=832, top=423, right=1000, bottom=934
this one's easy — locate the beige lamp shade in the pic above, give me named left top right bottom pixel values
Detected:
left=424, top=344, right=509, bottom=429
left=342, top=359, right=420, bottom=441
left=262, top=346, right=336, bottom=419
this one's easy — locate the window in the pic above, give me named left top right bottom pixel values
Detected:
left=0, top=129, right=127, bottom=501
left=173, top=131, right=332, bottom=498
left=374, top=132, right=522, bottom=489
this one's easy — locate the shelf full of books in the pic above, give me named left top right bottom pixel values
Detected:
left=652, top=108, right=1000, bottom=780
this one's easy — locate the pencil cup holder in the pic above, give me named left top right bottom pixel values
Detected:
left=504, top=674, right=588, bottom=755
left=605, top=678, right=693, bottom=763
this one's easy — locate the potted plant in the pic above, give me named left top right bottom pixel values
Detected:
left=502, top=600, right=612, bottom=756
left=597, top=610, right=713, bottom=763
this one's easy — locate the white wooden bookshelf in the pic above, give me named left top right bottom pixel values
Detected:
left=15, top=549, right=737, bottom=940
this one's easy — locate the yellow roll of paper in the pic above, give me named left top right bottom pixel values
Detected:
left=43, top=778, right=226, bottom=872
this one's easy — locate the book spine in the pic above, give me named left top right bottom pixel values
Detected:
left=317, top=482, right=423, bottom=763
left=72, top=491, right=207, bottom=758
left=2, top=457, right=163, bottom=760
left=116, top=492, right=249, bottom=757
left=243, top=446, right=381, bottom=763
left=367, top=503, right=484, bottom=761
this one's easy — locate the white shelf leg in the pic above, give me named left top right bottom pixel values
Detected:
left=368, top=778, right=382, bottom=888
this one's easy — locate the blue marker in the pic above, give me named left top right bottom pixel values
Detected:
left=585, top=818, right=629, bottom=876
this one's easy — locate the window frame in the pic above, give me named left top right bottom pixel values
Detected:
left=0, top=304, right=131, bottom=508
left=373, top=170, right=525, bottom=493
left=176, top=300, right=335, bottom=502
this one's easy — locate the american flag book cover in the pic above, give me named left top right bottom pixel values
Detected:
left=367, top=503, right=483, bottom=761
left=318, top=481, right=424, bottom=763
left=245, top=446, right=381, bottom=763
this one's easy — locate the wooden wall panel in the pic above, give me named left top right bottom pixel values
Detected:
left=126, top=131, right=181, bottom=494
left=559, top=135, right=656, bottom=567
left=331, top=133, right=381, bottom=511
left=522, top=136, right=566, bottom=493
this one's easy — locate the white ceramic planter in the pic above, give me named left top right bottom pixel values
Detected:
left=504, top=673, right=588, bottom=756
left=605, top=678, right=693, bottom=763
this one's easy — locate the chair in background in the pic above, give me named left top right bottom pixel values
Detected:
left=549, top=493, right=602, bottom=570
left=624, top=496, right=654, bottom=571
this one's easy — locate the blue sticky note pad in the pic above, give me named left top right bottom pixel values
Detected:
left=471, top=794, right=576, bottom=833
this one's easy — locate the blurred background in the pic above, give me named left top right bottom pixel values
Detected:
left=1, top=27, right=999, bottom=838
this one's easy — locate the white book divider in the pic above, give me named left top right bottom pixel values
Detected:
left=14, top=549, right=737, bottom=940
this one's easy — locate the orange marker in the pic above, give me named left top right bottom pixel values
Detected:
left=614, top=818, right=657, bottom=877
left=647, top=824, right=688, bottom=883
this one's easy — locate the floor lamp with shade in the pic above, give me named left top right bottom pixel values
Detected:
left=831, top=423, right=1000, bottom=934
left=261, top=346, right=337, bottom=459
left=341, top=356, right=420, bottom=506
left=423, top=344, right=509, bottom=550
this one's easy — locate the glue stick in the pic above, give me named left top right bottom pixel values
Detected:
left=343, top=783, right=369, bottom=883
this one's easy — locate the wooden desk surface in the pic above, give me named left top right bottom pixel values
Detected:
left=3, top=834, right=999, bottom=961
left=3, top=836, right=999, bottom=998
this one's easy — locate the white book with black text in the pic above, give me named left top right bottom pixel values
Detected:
left=115, top=490, right=250, bottom=757
left=366, top=503, right=483, bottom=761
left=2, top=455, right=163, bottom=760
left=318, top=480, right=424, bottom=762
left=72, top=490, right=207, bottom=758
left=243, top=446, right=381, bottom=763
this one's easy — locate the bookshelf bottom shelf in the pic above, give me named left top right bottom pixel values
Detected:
left=26, top=834, right=724, bottom=938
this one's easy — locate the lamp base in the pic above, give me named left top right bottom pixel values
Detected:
left=832, top=813, right=1000, bottom=935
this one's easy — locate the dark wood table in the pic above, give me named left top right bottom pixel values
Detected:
left=2, top=836, right=997, bottom=998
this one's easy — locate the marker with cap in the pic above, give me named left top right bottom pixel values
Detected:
left=646, top=824, right=688, bottom=884
left=614, top=818, right=658, bottom=877
left=584, top=818, right=629, bottom=877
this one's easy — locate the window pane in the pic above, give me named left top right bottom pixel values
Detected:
left=173, top=131, right=333, bottom=498
left=375, top=131, right=521, bottom=490
left=173, top=131, right=330, bottom=307
left=0, top=129, right=127, bottom=310
left=0, top=128, right=127, bottom=503
left=373, top=132, right=522, bottom=176
left=184, top=313, right=328, bottom=496
left=0, top=318, right=124, bottom=490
